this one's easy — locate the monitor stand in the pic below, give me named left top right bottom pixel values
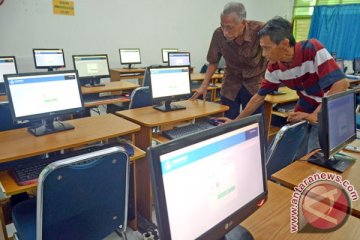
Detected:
left=28, top=118, right=75, bottom=136
left=153, top=100, right=186, bottom=112
left=83, top=77, right=105, bottom=87
left=221, top=225, right=254, bottom=240
left=308, top=150, right=355, bottom=173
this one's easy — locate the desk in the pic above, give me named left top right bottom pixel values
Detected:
left=272, top=139, right=360, bottom=218
left=110, top=68, right=145, bottom=82
left=0, top=114, right=144, bottom=239
left=0, top=95, right=6, bottom=103
left=190, top=73, right=224, bottom=102
left=264, top=87, right=299, bottom=139
left=116, top=100, right=229, bottom=222
left=242, top=181, right=360, bottom=239
left=81, top=81, right=139, bottom=108
left=190, top=73, right=223, bottom=82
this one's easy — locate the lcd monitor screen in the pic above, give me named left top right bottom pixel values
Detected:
left=161, top=48, right=178, bottom=63
left=168, top=52, right=191, bottom=67
left=148, top=115, right=267, bottom=239
left=33, top=48, right=65, bottom=69
left=0, top=56, right=18, bottom=94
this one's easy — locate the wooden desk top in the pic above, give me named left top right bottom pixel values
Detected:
left=190, top=73, right=223, bottom=81
left=265, top=87, right=299, bottom=104
left=116, top=100, right=229, bottom=127
left=272, top=139, right=360, bottom=218
left=110, top=68, right=145, bottom=74
left=0, top=95, right=6, bottom=103
left=0, top=114, right=140, bottom=164
left=242, top=181, right=360, bottom=239
left=81, top=81, right=139, bottom=95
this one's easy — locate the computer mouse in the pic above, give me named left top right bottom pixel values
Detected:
left=208, top=118, right=224, bottom=126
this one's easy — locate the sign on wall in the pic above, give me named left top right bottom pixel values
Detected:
left=53, top=0, right=74, bottom=16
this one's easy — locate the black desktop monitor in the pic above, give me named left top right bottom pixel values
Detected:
left=161, top=48, right=178, bottom=63
left=335, top=59, right=344, bottom=72
left=353, top=58, right=360, bottom=74
left=147, top=114, right=268, bottom=240
left=308, top=90, right=356, bottom=172
left=149, top=66, right=191, bottom=112
left=33, top=48, right=65, bottom=71
left=4, top=70, right=84, bottom=136
left=72, top=54, right=110, bottom=87
left=168, top=52, right=191, bottom=67
left=0, top=56, right=18, bottom=95
left=119, top=48, right=141, bottom=69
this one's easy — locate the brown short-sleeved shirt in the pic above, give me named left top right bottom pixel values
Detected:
left=207, top=20, right=267, bottom=101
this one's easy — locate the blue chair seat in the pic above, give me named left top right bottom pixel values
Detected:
left=12, top=198, right=36, bottom=240
left=356, top=114, right=360, bottom=129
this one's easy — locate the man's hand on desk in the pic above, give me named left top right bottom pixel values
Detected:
left=214, top=117, right=232, bottom=125
left=287, top=111, right=317, bottom=124
left=190, top=84, right=208, bottom=101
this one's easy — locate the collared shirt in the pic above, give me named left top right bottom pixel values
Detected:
left=207, top=20, right=267, bottom=101
left=258, top=39, right=346, bottom=113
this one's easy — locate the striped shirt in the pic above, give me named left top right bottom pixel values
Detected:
left=258, top=39, right=346, bottom=113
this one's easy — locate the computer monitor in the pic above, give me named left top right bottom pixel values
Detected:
left=33, top=48, right=65, bottom=71
left=147, top=114, right=268, bottom=240
left=161, top=48, right=178, bottom=63
left=308, top=90, right=356, bottom=172
left=335, top=59, right=344, bottom=72
left=168, top=52, right=191, bottom=67
left=72, top=54, right=110, bottom=87
left=353, top=58, right=360, bottom=75
left=4, top=70, right=84, bottom=136
left=0, top=56, right=18, bottom=95
left=119, top=48, right=141, bottom=69
left=149, top=66, right=191, bottom=112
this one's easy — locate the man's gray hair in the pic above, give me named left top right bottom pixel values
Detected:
left=221, top=2, right=246, bottom=22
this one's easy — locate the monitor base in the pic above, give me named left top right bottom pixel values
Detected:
left=28, top=120, right=74, bottom=136
left=308, top=151, right=355, bottom=173
left=153, top=103, right=186, bottom=112
left=221, top=225, right=254, bottom=240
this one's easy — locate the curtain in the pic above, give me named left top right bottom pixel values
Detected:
left=308, top=4, right=360, bottom=60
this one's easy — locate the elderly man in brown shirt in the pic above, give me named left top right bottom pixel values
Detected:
left=191, top=2, right=267, bottom=119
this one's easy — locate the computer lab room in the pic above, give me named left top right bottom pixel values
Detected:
left=0, top=0, right=359, bottom=239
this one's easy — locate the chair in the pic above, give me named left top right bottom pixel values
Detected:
left=128, top=86, right=152, bottom=109
left=12, top=147, right=129, bottom=240
left=266, top=121, right=308, bottom=179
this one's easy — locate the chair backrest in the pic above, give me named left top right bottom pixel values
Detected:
left=266, top=121, right=308, bottom=179
left=129, top=86, right=152, bottom=109
left=36, top=147, right=129, bottom=240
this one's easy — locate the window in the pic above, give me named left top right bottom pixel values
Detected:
left=293, top=0, right=360, bottom=41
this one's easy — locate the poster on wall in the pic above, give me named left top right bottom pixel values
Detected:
left=53, top=0, right=74, bottom=16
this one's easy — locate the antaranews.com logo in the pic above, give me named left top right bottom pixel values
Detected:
left=290, top=172, right=359, bottom=233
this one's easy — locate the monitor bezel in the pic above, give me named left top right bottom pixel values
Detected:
left=161, top=48, right=179, bottom=63
left=72, top=54, right=111, bottom=79
left=147, top=114, right=268, bottom=240
left=33, top=48, right=66, bottom=69
left=320, top=89, right=356, bottom=160
left=148, top=65, right=192, bottom=104
left=0, top=56, right=18, bottom=93
left=119, top=48, right=142, bottom=65
left=167, top=51, right=191, bottom=67
left=4, top=70, right=84, bottom=122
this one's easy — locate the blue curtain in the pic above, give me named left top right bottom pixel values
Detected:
left=308, top=4, right=360, bottom=60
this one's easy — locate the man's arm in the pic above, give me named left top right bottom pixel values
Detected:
left=235, top=93, right=266, bottom=120
left=190, top=63, right=218, bottom=100
left=217, top=93, right=266, bottom=123
left=287, top=78, right=349, bottom=123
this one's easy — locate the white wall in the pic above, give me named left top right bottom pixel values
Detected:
left=0, top=0, right=293, bottom=73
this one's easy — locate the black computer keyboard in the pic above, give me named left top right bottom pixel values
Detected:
left=162, top=120, right=215, bottom=140
left=10, top=143, right=131, bottom=186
